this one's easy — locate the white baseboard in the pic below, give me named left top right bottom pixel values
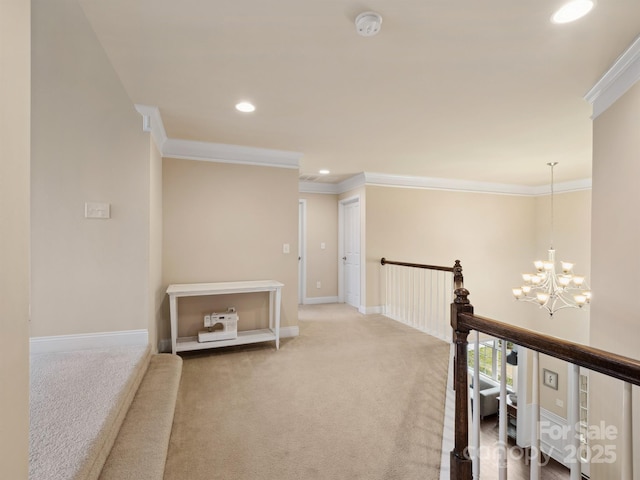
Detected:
left=30, top=329, right=149, bottom=354
left=303, top=296, right=339, bottom=305
left=281, top=325, right=299, bottom=338
left=361, top=305, right=383, bottom=315
left=158, top=325, right=300, bottom=353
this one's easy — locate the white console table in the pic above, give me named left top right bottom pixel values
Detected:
left=166, top=280, right=284, bottom=354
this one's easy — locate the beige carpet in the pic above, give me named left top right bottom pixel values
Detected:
left=164, top=303, right=450, bottom=480
left=29, top=345, right=151, bottom=480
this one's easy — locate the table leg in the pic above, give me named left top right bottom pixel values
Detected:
left=169, top=295, right=178, bottom=354
left=269, top=290, right=274, bottom=330
left=275, top=287, right=281, bottom=350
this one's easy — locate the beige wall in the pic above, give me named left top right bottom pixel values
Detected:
left=149, top=140, right=163, bottom=351
left=0, top=0, right=30, bottom=475
left=364, top=185, right=538, bottom=326
left=299, top=193, right=338, bottom=300
left=162, top=159, right=299, bottom=340
left=538, top=355, right=569, bottom=418
left=31, top=0, right=151, bottom=337
left=590, top=80, right=640, bottom=479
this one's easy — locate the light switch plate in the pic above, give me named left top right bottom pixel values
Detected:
left=85, top=202, right=110, bottom=219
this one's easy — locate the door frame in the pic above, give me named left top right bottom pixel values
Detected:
left=338, top=194, right=363, bottom=310
left=298, top=199, right=307, bottom=304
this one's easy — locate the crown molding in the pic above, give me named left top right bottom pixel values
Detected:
left=584, top=35, right=640, bottom=119
left=134, top=104, right=301, bottom=169
left=299, top=181, right=339, bottom=194
left=299, top=172, right=591, bottom=196
left=363, top=172, right=538, bottom=195
left=133, top=105, right=590, bottom=192
left=299, top=173, right=367, bottom=194
left=529, top=178, right=592, bottom=195
left=337, top=173, right=367, bottom=194
left=363, top=172, right=591, bottom=195
left=163, top=138, right=301, bottom=169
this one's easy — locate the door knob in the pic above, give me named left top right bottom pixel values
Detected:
left=342, top=256, right=347, bottom=261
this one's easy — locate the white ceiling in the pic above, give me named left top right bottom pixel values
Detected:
left=77, top=0, right=640, bottom=186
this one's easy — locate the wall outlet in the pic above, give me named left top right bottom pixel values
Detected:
left=316, top=281, right=321, bottom=289
left=320, top=242, right=326, bottom=250
left=283, top=243, right=290, bottom=254
left=556, top=398, right=564, bottom=408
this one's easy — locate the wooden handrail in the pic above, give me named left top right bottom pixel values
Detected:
left=381, top=257, right=455, bottom=272
left=380, top=258, right=464, bottom=289
left=458, top=311, right=640, bottom=387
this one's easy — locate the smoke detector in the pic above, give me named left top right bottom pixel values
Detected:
left=355, top=11, right=382, bottom=37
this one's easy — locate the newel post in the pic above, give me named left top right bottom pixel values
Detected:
left=453, top=259, right=464, bottom=290
left=450, top=282, right=474, bottom=480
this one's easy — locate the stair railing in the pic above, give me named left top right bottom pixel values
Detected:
left=380, top=258, right=462, bottom=340
left=450, top=283, right=640, bottom=480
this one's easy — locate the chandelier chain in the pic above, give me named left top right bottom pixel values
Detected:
left=548, top=161, right=556, bottom=249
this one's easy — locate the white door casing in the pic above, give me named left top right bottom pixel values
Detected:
left=298, top=199, right=306, bottom=304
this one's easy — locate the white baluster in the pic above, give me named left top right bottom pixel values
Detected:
left=434, top=271, right=446, bottom=338
left=530, top=351, right=540, bottom=480
left=409, top=268, right=415, bottom=327
left=415, top=268, right=418, bottom=327
left=446, top=272, right=453, bottom=340
left=403, top=267, right=409, bottom=325
left=568, top=364, right=581, bottom=480
left=472, top=331, right=481, bottom=479
left=430, top=270, right=436, bottom=336
left=437, top=270, right=442, bottom=338
left=383, top=263, right=389, bottom=316
left=622, top=382, right=632, bottom=480
left=498, top=341, right=507, bottom=480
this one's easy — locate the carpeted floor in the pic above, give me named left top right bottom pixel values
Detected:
left=164, top=303, right=450, bottom=480
left=29, top=345, right=150, bottom=480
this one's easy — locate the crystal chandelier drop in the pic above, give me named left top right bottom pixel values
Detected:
left=512, top=162, right=591, bottom=316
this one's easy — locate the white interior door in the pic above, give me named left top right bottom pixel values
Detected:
left=342, top=198, right=360, bottom=308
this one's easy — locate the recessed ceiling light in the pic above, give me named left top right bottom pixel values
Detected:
left=551, top=0, right=595, bottom=24
left=319, top=169, right=330, bottom=175
left=235, top=101, right=255, bottom=113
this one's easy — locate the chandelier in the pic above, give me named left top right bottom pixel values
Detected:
left=512, top=162, right=591, bottom=316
